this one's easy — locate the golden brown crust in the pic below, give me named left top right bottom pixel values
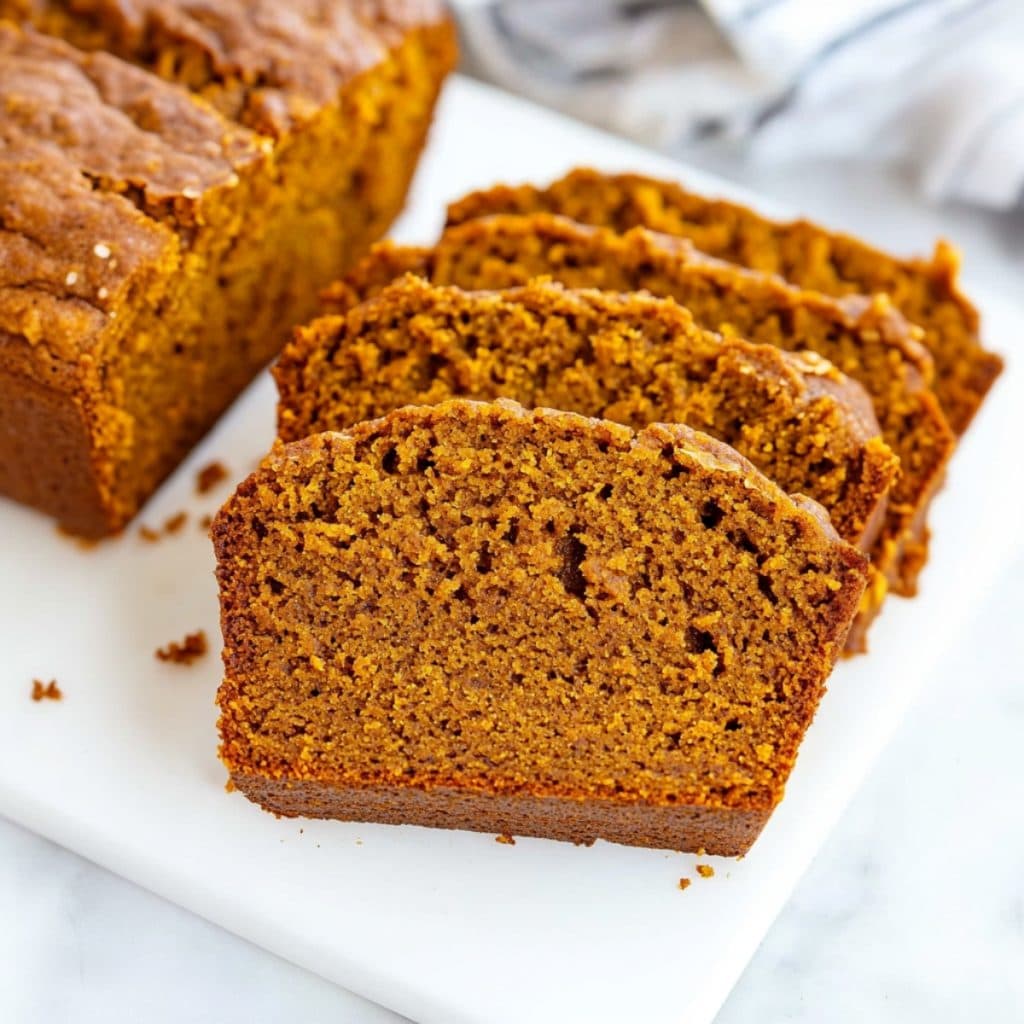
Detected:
left=0, top=24, right=259, bottom=370
left=327, top=215, right=956, bottom=600
left=5, top=0, right=453, bottom=135
left=215, top=399, right=867, bottom=855
left=279, top=275, right=897, bottom=554
left=0, top=25, right=260, bottom=198
left=446, top=169, right=1003, bottom=435
left=0, top=13, right=455, bottom=535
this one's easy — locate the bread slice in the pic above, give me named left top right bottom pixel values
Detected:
left=214, top=399, right=868, bottom=855
left=447, top=169, right=1003, bottom=435
left=322, top=214, right=955, bottom=599
left=279, top=276, right=896, bottom=556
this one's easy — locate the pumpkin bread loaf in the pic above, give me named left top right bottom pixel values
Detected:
left=279, top=276, right=897, bottom=556
left=6, top=0, right=459, bottom=278
left=0, top=6, right=454, bottom=536
left=214, top=400, right=869, bottom=855
left=323, top=215, right=955, bottom=599
left=447, top=169, right=1003, bottom=435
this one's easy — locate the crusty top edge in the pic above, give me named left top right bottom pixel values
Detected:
left=292, top=272, right=884, bottom=445
left=319, top=242, right=433, bottom=312
left=438, top=212, right=936, bottom=372
left=221, top=398, right=867, bottom=573
left=446, top=167, right=973, bottom=317
left=7, top=0, right=457, bottom=135
left=0, top=24, right=263, bottom=204
left=0, top=22, right=268, bottom=372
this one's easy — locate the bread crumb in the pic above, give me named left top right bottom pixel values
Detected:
left=496, top=833, right=516, bottom=845
left=140, top=512, right=189, bottom=542
left=196, top=460, right=229, bottom=495
left=164, top=511, right=187, bottom=534
left=199, top=514, right=214, bottom=531
left=678, top=877, right=691, bottom=891
left=695, top=846, right=707, bottom=857
left=696, top=864, right=714, bottom=879
left=31, top=678, right=62, bottom=702
left=155, top=630, right=208, bottom=665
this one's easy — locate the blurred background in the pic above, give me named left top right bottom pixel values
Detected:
left=453, top=0, right=1024, bottom=213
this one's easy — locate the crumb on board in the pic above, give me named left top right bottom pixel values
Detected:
left=31, top=678, right=63, bottom=702
left=695, top=847, right=707, bottom=857
left=696, top=864, right=715, bottom=879
left=678, top=877, right=691, bottom=891
left=155, top=630, right=208, bottom=665
left=139, top=510, right=189, bottom=541
left=496, top=833, right=516, bottom=845
left=199, top=513, right=214, bottom=532
left=164, top=510, right=187, bottom=534
left=196, top=460, right=229, bottom=495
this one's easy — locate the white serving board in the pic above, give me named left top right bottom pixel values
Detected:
left=1, top=76, right=1022, bottom=1024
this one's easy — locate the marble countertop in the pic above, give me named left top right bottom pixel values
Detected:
left=3, top=158, right=1022, bottom=1024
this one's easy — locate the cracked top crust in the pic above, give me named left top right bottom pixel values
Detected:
left=6, top=0, right=453, bottom=134
left=0, top=22, right=262, bottom=371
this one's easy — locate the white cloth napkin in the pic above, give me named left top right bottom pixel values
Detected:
left=453, top=0, right=1024, bottom=209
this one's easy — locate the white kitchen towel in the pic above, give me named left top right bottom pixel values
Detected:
left=453, top=0, right=1024, bottom=209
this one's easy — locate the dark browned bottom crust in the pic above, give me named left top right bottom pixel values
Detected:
left=231, top=772, right=771, bottom=857
left=0, top=369, right=107, bottom=535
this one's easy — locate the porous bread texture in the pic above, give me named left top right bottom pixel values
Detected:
left=323, top=214, right=956, bottom=601
left=278, top=275, right=898, bottom=553
left=214, top=399, right=869, bottom=855
left=447, top=168, right=1003, bottom=436
left=0, top=7, right=455, bottom=535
